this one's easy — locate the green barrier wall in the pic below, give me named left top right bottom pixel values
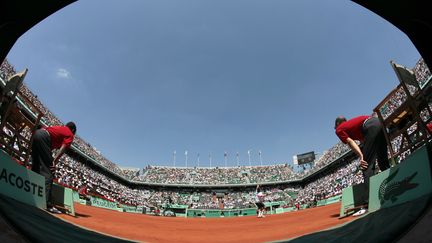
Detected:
left=206, top=210, right=221, bottom=218
left=187, top=208, right=257, bottom=218
left=264, top=201, right=286, bottom=214
left=326, top=195, right=341, bottom=204
left=90, top=196, right=120, bottom=211
left=161, top=204, right=187, bottom=217
left=369, top=145, right=432, bottom=212
left=72, top=191, right=80, bottom=202
left=283, top=207, right=294, bottom=212
left=339, top=183, right=368, bottom=217
left=52, top=184, right=75, bottom=216
left=264, top=201, right=285, bottom=207
left=339, top=187, right=354, bottom=217
left=275, top=208, right=284, bottom=214
left=121, top=204, right=142, bottom=213
left=0, top=150, right=46, bottom=209
left=317, top=199, right=327, bottom=207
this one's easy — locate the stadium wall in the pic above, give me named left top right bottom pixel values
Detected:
left=368, top=144, right=432, bottom=212
left=187, top=208, right=257, bottom=218
left=0, top=149, right=46, bottom=209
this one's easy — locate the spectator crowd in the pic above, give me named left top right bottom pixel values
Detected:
left=137, top=164, right=296, bottom=185
left=414, top=58, right=431, bottom=88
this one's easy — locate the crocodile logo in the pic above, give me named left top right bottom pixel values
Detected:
left=378, top=168, right=418, bottom=204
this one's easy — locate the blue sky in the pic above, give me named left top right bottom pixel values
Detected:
left=7, top=0, right=420, bottom=169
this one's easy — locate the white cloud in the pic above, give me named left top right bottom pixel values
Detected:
left=56, top=68, right=71, bottom=79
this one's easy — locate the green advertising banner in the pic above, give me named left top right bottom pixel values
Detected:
left=90, top=196, right=119, bottom=211
left=0, top=150, right=46, bottom=209
left=369, top=145, right=432, bottom=212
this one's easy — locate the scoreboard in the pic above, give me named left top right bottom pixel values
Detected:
left=293, top=151, right=315, bottom=165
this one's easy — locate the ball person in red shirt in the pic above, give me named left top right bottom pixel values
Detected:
left=31, top=122, right=76, bottom=213
left=335, top=115, right=390, bottom=186
left=427, top=122, right=432, bottom=134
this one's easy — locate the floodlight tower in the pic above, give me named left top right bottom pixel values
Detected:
left=224, top=151, right=227, bottom=167
left=259, top=150, right=262, bottom=166
left=197, top=153, right=200, bottom=167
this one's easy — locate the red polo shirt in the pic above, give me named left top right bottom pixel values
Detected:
left=45, top=126, right=75, bottom=149
left=427, top=123, right=432, bottom=134
left=335, top=115, right=369, bottom=143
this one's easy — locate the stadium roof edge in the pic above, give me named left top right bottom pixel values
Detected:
left=0, top=0, right=77, bottom=62
left=352, top=0, right=432, bottom=69
left=1, top=2, right=429, bottom=75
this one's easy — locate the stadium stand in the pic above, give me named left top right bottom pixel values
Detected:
left=1, top=58, right=431, bottom=213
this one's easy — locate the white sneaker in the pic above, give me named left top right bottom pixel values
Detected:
left=352, top=208, right=367, bottom=217
left=48, top=207, right=62, bottom=214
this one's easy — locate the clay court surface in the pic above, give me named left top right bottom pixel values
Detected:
left=56, top=203, right=356, bottom=243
